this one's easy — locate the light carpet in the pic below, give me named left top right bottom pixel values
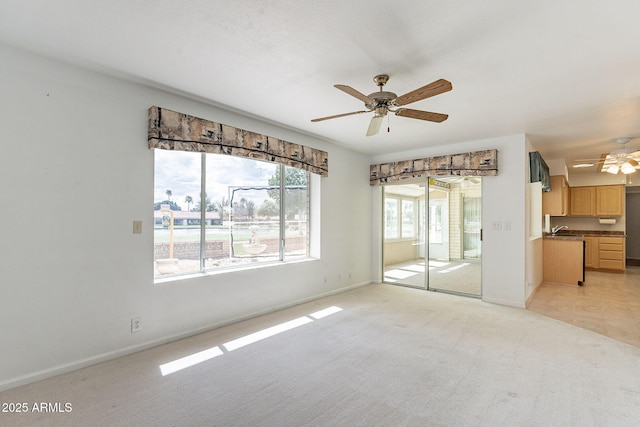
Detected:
left=1, top=284, right=640, bottom=426
left=384, top=259, right=481, bottom=295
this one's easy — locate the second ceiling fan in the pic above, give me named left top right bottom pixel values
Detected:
left=572, top=137, right=640, bottom=175
left=311, top=74, right=453, bottom=136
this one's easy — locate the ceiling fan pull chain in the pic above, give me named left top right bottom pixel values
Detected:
left=387, top=114, right=390, bottom=133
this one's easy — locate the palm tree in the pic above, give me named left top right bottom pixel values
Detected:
left=213, top=197, right=230, bottom=220
left=185, top=195, right=193, bottom=212
left=165, top=189, right=172, bottom=202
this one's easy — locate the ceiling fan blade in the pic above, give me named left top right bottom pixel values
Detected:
left=395, top=108, right=448, bottom=122
left=311, top=110, right=369, bottom=122
left=394, top=79, right=452, bottom=106
left=366, top=116, right=384, bottom=136
left=334, top=84, right=374, bottom=104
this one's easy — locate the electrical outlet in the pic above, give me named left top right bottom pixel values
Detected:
left=492, top=221, right=502, bottom=231
left=131, top=317, right=142, bottom=333
left=133, top=220, right=142, bottom=234
left=503, top=221, right=511, bottom=231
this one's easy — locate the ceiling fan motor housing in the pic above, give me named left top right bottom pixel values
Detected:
left=610, top=148, right=633, bottom=157
left=365, top=91, right=397, bottom=110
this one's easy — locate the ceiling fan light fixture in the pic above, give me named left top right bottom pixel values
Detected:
left=572, top=163, right=594, bottom=168
left=366, top=115, right=384, bottom=136
left=620, top=162, right=637, bottom=174
left=606, top=164, right=620, bottom=174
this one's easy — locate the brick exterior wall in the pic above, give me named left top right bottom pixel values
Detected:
left=154, top=236, right=306, bottom=260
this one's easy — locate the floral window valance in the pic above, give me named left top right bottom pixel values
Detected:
left=148, top=106, right=329, bottom=177
left=370, top=149, right=498, bottom=185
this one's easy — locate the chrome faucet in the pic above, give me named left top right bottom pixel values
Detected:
left=551, top=225, right=569, bottom=234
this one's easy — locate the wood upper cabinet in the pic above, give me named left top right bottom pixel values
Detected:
left=596, top=185, right=624, bottom=216
left=570, top=186, right=596, bottom=216
left=542, top=175, right=569, bottom=216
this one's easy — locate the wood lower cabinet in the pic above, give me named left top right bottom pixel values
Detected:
left=543, top=239, right=584, bottom=285
left=583, top=236, right=598, bottom=269
left=583, top=235, right=625, bottom=272
left=597, top=236, right=625, bottom=271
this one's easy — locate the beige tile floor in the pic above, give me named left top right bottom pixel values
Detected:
left=527, top=266, right=640, bottom=347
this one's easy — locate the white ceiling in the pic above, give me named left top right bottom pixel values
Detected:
left=2, top=0, right=640, bottom=174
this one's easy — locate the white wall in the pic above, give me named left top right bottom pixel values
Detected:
left=546, top=159, right=568, bottom=180
left=568, top=172, right=628, bottom=187
left=0, top=44, right=372, bottom=390
left=525, top=138, right=544, bottom=302
left=371, top=134, right=530, bottom=307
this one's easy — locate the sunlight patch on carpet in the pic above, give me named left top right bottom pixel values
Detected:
left=224, top=317, right=313, bottom=352
left=385, top=269, right=418, bottom=279
left=310, top=306, right=343, bottom=319
left=403, top=264, right=425, bottom=273
left=160, top=347, right=224, bottom=376
left=436, top=263, right=470, bottom=274
left=159, top=306, right=343, bottom=376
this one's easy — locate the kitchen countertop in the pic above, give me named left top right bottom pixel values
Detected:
left=544, top=234, right=584, bottom=241
left=544, top=230, right=626, bottom=240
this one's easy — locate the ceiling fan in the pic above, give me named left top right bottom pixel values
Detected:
left=572, top=137, right=640, bottom=175
left=311, top=74, right=452, bottom=136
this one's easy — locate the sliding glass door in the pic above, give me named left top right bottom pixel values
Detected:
left=383, top=183, right=427, bottom=288
left=383, top=177, right=482, bottom=297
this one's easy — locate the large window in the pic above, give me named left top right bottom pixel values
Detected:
left=384, top=194, right=418, bottom=240
left=428, top=199, right=445, bottom=244
left=154, top=151, right=310, bottom=278
left=384, top=198, right=399, bottom=239
left=401, top=199, right=415, bottom=238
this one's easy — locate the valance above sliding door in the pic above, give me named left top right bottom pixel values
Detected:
left=370, top=149, right=498, bottom=185
left=148, top=106, right=329, bottom=177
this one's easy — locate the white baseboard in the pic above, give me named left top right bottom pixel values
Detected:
left=481, top=296, right=526, bottom=308
left=0, top=281, right=372, bottom=393
left=524, top=280, right=543, bottom=307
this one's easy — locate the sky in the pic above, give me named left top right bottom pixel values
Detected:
left=154, top=150, right=279, bottom=211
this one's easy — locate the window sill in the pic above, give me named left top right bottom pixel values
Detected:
left=384, top=238, right=418, bottom=243
left=154, top=257, right=317, bottom=285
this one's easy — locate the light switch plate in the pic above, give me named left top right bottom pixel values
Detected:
left=133, top=220, right=142, bottom=234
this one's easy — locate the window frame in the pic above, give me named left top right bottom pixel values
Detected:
left=384, top=194, right=419, bottom=241
left=154, top=151, right=312, bottom=280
